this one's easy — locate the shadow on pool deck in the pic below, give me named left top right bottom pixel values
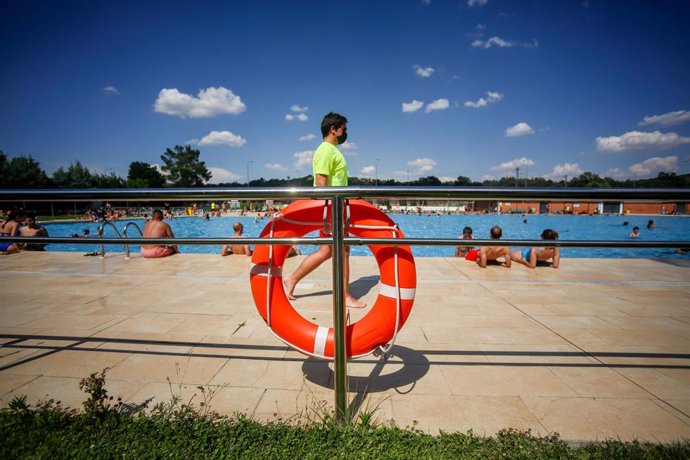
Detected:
left=0, top=252, right=689, bottom=442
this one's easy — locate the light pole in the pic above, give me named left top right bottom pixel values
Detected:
left=246, top=160, right=253, bottom=187
left=375, top=158, right=380, bottom=186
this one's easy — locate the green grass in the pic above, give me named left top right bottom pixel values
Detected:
left=1, top=370, right=688, bottom=459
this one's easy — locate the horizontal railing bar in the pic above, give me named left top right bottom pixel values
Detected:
left=1, top=186, right=689, bottom=202
left=2, top=236, right=689, bottom=249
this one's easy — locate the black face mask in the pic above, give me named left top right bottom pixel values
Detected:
left=337, top=131, right=347, bottom=144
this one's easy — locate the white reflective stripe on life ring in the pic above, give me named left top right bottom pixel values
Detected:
left=313, top=326, right=329, bottom=357
left=378, top=283, right=416, bottom=300
left=250, top=264, right=283, bottom=278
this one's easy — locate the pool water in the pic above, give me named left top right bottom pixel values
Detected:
left=41, top=213, right=689, bottom=258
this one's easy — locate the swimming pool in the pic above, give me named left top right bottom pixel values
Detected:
left=40, top=213, right=689, bottom=258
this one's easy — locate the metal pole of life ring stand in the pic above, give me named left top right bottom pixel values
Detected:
left=331, top=196, right=348, bottom=423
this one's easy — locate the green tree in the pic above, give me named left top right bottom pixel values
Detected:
left=570, top=172, right=611, bottom=188
left=160, top=145, right=211, bottom=187
left=3, top=155, right=51, bottom=188
left=93, top=172, right=126, bottom=188
left=127, top=161, right=166, bottom=188
left=52, top=161, right=95, bottom=188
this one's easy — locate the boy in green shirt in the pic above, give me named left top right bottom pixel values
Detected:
left=283, top=112, right=366, bottom=308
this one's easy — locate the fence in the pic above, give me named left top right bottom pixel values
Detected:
left=2, top=186, right=689, bottom=421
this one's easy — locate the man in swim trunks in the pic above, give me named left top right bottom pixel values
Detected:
left=141, top=209, right=178, bottom=258
left=283, top=112, right=366, bottom=308
left=221, top=221, right=252, bottom=256
left=477, top=225, right=511, bottom=268
left=19, top=213, right=49, bottom=251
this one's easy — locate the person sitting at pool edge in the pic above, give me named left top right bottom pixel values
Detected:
left=221, top=222, right=252, bottom=256
left=19, top=213, right=49, bottom=251
left=455, top=226, right=474, bottom=257
left=141, top=209, right=178, bottom=258
left=511, top=228, right=560, bottom=269
left=477, top=225, right=511, bottom=268
left=629, top=226, right=640, bottom=238
left=0, top=208, right=26, bottom=255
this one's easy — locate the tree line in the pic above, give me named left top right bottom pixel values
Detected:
left=1, top=146, right=688, bottom=189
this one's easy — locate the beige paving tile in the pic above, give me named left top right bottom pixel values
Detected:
left=107, top=354, right=228, bottom=385
left=7, top=350, right=132, bottom=378
left=549, top=366, right=652, bottom=398
left=389, top=394, right=546, bottom=435
left=0, top=373, right=40, bottom=398
left=0, top=376, right=86, bottom=409
left=523, top=396, right=690, bottom=443
left=441, top=366, right=579, bottom=397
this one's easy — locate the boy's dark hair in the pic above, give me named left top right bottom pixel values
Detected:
left=463, top=226, right=473, bottom=235
left=541, top=228, right=559, bottom=240
left=152, top=209, right=164, bottom=220
left=321, top=112, right=348, bottom=138
left=490, top=226, right=502, bottom=239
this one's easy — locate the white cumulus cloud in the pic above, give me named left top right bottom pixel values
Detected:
left=544, top=163, right=583, bottom=180
left=286, top=113, right=308, bottom=122
left=402, top=100, right=424, bottom=113
left=290, top=104, right=309, bottom=113
left=299, top=133, right=316, bottom=141
left=639, top=110, right=690, bottom=127
left=360, top=165, right=376, bottom=176
left=265, top=163, right=287, bottom=171
left=471, top=36, right=538, bottom=49
left=468, top=0, right=488, bottom=6
left=408, top=158, right=436, bottom=175
left=207, top=167, right=242, bottom=184
left=506, top=122, right=535, bottom=137
left=293, top=150, right=314, bottom=169
left=464, top=91, right=503, bottom=108
left=413, top=64, right=435, bottom=78
left=198, top=130, right=247, bottom=147
left=154, top=86, right=246, bottom=118
left=596, top=130, right=690, bottom=153
left=102, top=86, right=119, bottom=95
left=425, top=98, right=450, bottom=113
left=339, top=142, right=357, bottom=154
left=491, top=157, right=535, bottom=171
left=628, top=155, right=678, bottom=178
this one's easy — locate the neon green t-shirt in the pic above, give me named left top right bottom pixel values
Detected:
left=312, top=142, right=348, bottom=186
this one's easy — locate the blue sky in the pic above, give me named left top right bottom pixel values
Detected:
left=2, top=0, right=690, bottom=184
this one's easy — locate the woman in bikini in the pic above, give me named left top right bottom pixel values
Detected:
left=511, top=228, right=560, bottom=269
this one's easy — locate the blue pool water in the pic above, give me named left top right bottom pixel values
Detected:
left=41, top=213, right=689, bottom=258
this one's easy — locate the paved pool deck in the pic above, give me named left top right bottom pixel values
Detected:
left=1, top=252, right=689, bottom=443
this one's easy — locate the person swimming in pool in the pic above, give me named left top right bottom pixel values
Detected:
left=629, top=226, right=640, bottom=238
left=511, top=228, right=560, bottom=269
left=477, top=226, right=511, bottom=268
left=455, top=226, right=474, bottom=257
left=141, top=209, right=178, bottom=258
left=19, top=213, right=49, bottom=251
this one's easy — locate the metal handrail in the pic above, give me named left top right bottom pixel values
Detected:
left=1, top=185, right=688, bottom=202
left=96, top=221, right=125, bottom=258
left=122, top=222, right=144, bottom=259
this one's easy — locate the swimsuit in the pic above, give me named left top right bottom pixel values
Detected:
left=141, top=246, right=174, bottom=258
left=0, top=232, right=12, bottom=252
left=523, top=248, right=542, bottom=261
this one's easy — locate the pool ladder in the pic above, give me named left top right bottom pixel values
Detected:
left=96, top=221, right=145, bottom=259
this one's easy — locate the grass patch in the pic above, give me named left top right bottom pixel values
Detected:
left=1, top=370, right=688, bottom=459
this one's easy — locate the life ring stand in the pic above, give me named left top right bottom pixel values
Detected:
left=249, top=199, right=416, bottom=360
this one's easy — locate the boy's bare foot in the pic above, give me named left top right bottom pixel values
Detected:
left=345, top=295, right=367, bottom=309
left=283, top=276, right=297, bottom=300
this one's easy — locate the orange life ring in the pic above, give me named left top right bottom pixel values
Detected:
left=250, top=199, right=416, bottom=360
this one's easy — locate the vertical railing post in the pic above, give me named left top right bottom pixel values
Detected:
left=331, top=195, right=348, bottom=422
